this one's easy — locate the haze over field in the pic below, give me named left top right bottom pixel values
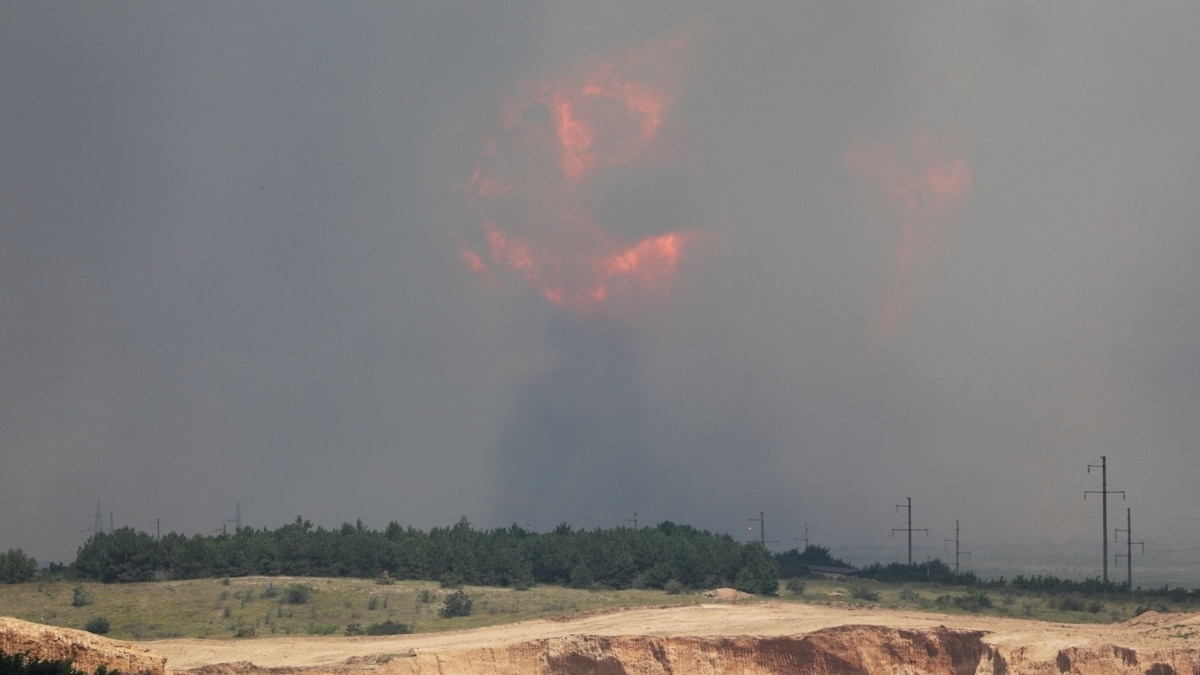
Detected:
left=3, top=4, right=1199, bottom=583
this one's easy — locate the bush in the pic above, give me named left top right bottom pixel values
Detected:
left=0, top=652, right=89, bottom=675
left=1056, top=597, right=1085, bottom=612
left=935, top=592, right=992, bottom=612
left=346, top=619, right=413, bottom=636
left=664, top=579, right=685, bottom=595
left=785, top=579, right=806, bottom=596
left=850, top=586, right=880, bottom=602
left=71, top=586, right=95, bottom=607
left=84, top=616, right=111, bottom=635
left=261, top=583, right=279, bottom=599
left=283, top=584, right=312, bottom=604
left=440, top=589, right=473, bottom=618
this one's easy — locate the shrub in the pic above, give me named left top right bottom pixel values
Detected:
left=346, top=619, right=413, bottom=636
left=71, top=586, right=95, bottom=607
left=261, top=583, right=279, bottom=599
left=664, top=579, right=685, bottom=595
left=84, top=616, right=111, bottom=635
left=935, top=592, right=992, bottom=612
left=898, top=586, right=920, bottom=602
left=284, top=584, right=312, bottom=604
left=851, top=586, right=881, bottom=602
left=440, top=589, right=473, bottom=618
left=0, top=653, right=89, bottom=675
left=1057, top=597, right=1085, bottom=612
left=785, top=579, right=806, bottom=596
left=233, top=626, right=257, bottom=638
left=367, top=595, right=380, bottom=610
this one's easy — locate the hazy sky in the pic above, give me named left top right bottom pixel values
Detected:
left=3, top=3, right=1199, bottom=582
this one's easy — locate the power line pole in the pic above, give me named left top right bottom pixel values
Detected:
left=624, top=512, right=638, bottom=530
left=93, top=501, right=103, bottom=536
left=1114, top=507, right=1143, bottom=593
left=748, top=512, right=765, bottom=547
left=794, top=521, right=809, bottom=550
left=943, top=520, right=971, bottom=574
left=747, top=512, right=779, bottom=549
left=892, top=497, right=928, bottom=566
left=1085, top=456, right=1125, bottom=585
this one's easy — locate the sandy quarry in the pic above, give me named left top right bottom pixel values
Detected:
left=9, top=597, right=1200, bottom=674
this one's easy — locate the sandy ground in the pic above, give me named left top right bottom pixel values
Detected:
left=144, top=601, right=1200, bottom=671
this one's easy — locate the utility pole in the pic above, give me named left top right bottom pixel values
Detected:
left=892, top=497, right=928, bottom=566
left=235, top=501, right=242, bottom=534
left=1114, top=507, right=1144, bottom=593
left=624, top=512, right=638, bottom=530
left=1086, top=457, right=1125, bottom=585
left=794, top=521, right=809, bottom=551
left=109, top=511, right=114, bottom=534
left=93, top=501, right=103, bottom=536
left=943, top=520, right=971, bottom=574
left=747, top=512, right=779, bottom=549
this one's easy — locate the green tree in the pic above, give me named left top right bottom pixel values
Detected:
left=440, top=589, right=473, bottom=618
left=0, top=548, right=38, bottom=583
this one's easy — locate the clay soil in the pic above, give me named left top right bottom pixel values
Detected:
left=143, top=600, right=1200, bottom=674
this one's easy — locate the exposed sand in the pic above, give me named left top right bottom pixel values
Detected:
left=142, top=601, right=1200, bottom=674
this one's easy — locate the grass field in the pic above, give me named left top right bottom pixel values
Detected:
left=1, top=576, right=1196, bottom=641
left=0, top=576, right=701, bottom=640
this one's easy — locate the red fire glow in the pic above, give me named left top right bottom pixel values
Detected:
left=449, top=23, right=705, bottom=313
left=846, top=133, right=972, bottom=350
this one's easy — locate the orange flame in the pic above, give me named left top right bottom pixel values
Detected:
left=846, top=134, right=972, bottom=350
left=451, top=22, right=707, bottom=314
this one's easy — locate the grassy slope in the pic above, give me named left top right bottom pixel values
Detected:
left=1, top=577, right=1196, bottom=641
left=0, top=577, right=702, bottom=640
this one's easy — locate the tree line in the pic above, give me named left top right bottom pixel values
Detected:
left=65, top=517, right=780, bottom=595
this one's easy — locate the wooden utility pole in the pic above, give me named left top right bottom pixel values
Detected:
left=892, top=498, right=928, bottom=566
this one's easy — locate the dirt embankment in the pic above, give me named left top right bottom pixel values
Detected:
left=150, top=603, right=1200, bottom=675
left=0, top=616, right=166, bottom=675
left=9, top=603, right=1200, bottom=675
left=160, top=623, right=1200, bottom=675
